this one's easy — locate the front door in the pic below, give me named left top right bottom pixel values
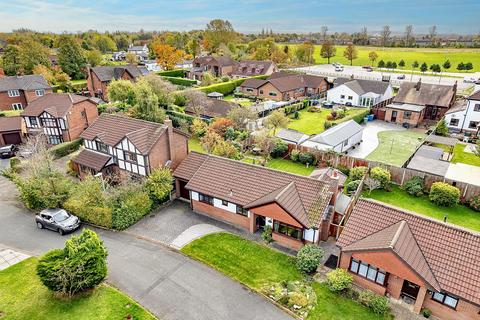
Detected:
left=401, top=280, right=420, bottom=301
left=256, top=215, right=266, bottom=230
left=179, top=180, right=190, bottom=200
left=391, top=111, right=398, bottom=122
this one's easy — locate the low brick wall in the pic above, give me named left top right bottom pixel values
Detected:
left=191, top=200, right=250, bottom=230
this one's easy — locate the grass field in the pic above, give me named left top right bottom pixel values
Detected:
left=0, top=258, right=156, bottom=320
left=366, top=130, right=425, bottom=166
left=287, top=44, right=480, bottom=72
left=287, top=107, right=367, bottom=135
left=364, top=185, right=480, bottom=232
left=182, top=233, right=391, bottom=320
left=451, top=144, right=480, bottom=166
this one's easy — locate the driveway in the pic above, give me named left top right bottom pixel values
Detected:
left=0, top=158, right=10, bottom=171
left=348, top=120, right=404, bottom=159
left=0, top=177, right=292, bottom=320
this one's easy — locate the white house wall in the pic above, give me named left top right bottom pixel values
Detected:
left=446, top=98, right=480, bottom=132
left=213, top=198, right=237, bottom=213
left=327, top=85, right=359, bottom=106
left=303, top=228, right=319, bottom=242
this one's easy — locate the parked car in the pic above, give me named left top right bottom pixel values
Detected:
left=345, top=102, right=353, bottom=106
left=397, top=74, right=406, bottom=80
left=335, top=66, right=344, bottom=72
left=0, top=144, right=18, bottom=159
left=365, top=67, right=373, bottom=72
left=322, top=101, right=334, bottom=109
left=35, top=209, right=80, bottom=235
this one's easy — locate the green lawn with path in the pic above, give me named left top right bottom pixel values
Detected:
left=287, top=44, right=480, bottom=72
left=451, top=144, right=480, bottom=166
left=0, top=257, right=156, bottom=320
left=364, top=185, right=480, bottom=232
left=287, top=107, right=367, bottom=135
left=182, top=233, right=391, bottom=320
left=224, top=95, right=254, bottom=107
left=366, top=130, right=425, bottom=166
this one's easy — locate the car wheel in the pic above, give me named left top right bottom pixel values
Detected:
left=58, top=228, right=64, bottom=236
left=36, top=222, right=43, bottom=229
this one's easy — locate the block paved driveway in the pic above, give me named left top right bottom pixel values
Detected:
left=0, top=177, right=292, bottom=320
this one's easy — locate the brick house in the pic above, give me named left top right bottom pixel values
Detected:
left=239, top=72, right=328, bottom=102
left=22, top=93, right=99, bottom=145
left=230, top=60, right=278, bottom=78
left=187, top=56, right=237, bottom=80
left=0, top=116, right=25, bottom=146
left=72, top=114, right=189, bottom=178
left=173, top=152, right=341, bottom=250
left=86, top=65, right=149, bottom=101
left=382, top=80, right=457, bottom=127
left=0, top=75, right=52, bottom=111
left=337, top=199, right=480, bottom=319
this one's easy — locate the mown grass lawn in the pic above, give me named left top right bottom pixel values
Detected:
left=224, top=95, right=254, bottom=107
left=286, top=44, right=480, bottom=72
left=451, top=144, right=480, bottom=166
left=188, top=138, right=206, bottom=153
left=182, top=233, right=391, bottom=320
left=366, top=130, right=425, bottom=166
left=363, top=185, right=480, bottom=232
left=267, top=158, right=314, bottom=176
left=0, top=258, right=156, bottom=320
left=0, top=110, right=23, bottom=117
left=287, top=107, right=367, bottom=135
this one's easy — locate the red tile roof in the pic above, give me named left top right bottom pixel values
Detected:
left=0, top=116, right=22, bottom=132
left=22, top=93, right=93, bottom=117
left=337, top=199, right=480, bottom=304
left=174, top=152, right=333, bottom=228
left=72, top=149, right=112, bottom=171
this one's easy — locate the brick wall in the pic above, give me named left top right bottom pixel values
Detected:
left=148, top=133, right=170, bottom=172
left=65, top=100, right=99, bottom=141
left=87, top=70, right=109, bottom=100
left=272, top=232, right=303, bottom=250
left=384, top=108, right=424, bottom=126
left=339, top=252, right=387, bottom=295
left=24, top=89, right=52, bottom=104
left=249, top=202, right=303, bottom=228
left=170, top=131, right=188, bottom=169
left=0, top=91, right=27, bottom=111
left=422, top=295, right=480, bottom=320
left=192, top=200, right=250, bottom=230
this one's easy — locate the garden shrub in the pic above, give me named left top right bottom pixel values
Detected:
left=296, top=244, right=324, bottom=274
left=298, top=152, right=316, bottom=165
left=358, top=290, right=390, bottom=314
left=156, top=69, right=186, bottom=77
left=346, top=180, right=361, bottom=194
left=326, top=268, right=353, bottom=292
left=293, top=111, right=299, bottom=119
left=288, top=292, right=309, bottom=308
left=290, top=149, right=300, bottom=162
left=162, top=76, right=196, bottom=87
left=336, top=109, right=346, bottom=119
left=469, top=195, right=480, bottom=212
left=422, top=308, right=432, bottom=318
left=352, top=109, right=371, bottom=124
left=173, top=93, right=187, bottom=106
left=270, top=139, right=288, bottom=158
left=50, top=138, right=83, bottom=158
left=145, top=167, right=173, bottom=204
left=403, top=176, right=424, bottom=197
left=36, top=229, right=108, bottom=297
left=349, top=166, right=368, bottom=181
left=166, top=110, right=196, bottom=127
left=370, top=167, right=391, bottom=189
left=262, top=281, right=316, bottom=318
left=307, top=106, right=321, bottom=113
left=262, top=225, right=273, bottom=244
left=111, top=186, right=152, bottom=230
left=435, top=119, right=449, bottom=136
left=9, top=157, right=20, bottom=172
left=336, top=164, right=350, bottom=176
left=324, top=121, right=332, bottom=129
left=429, top=182, right=460, bottom=207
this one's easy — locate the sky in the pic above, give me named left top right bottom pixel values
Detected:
left=0, top=0, right=479, bottom=34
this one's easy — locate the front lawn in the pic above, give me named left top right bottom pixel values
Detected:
left=182, top=233, right=390, bottom=320
left=287, top=107, right=367, bottom=135
left=267, top=158, right=315, bottom=176
left=188, top=138, right=206, bottom=153
left=224, top=95, right=254, bottom=107
left=451, top=144, right=480, bottom=166
left=363, top=185, right=480, bottom=232
left=366, top=130, right=425, bottom=166
left=0, top=258, right=156, bottom=320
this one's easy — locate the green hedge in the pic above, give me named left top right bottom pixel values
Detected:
left=50, top=139, right=83, bottom=158
left=197, top=75, right=269, bottom=95
left=156, top=69, right=186, bottom=77
left=162, top=76, right=197, bottom=87
left=351, top=109, right=371, bottom=124
left=167, top=110, right=196, bottom=127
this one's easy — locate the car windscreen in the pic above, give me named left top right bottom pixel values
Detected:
left=53, top=211, right=70, bottom=222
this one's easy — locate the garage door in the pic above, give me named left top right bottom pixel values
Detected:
left=2, top=132, right=22, bottom=145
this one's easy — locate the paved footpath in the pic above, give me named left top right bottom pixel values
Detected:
left=0, top=176, right=292, bottom=320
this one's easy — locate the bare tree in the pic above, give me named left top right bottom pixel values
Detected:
left=364, top=177, right=381, bottom=194
left=360, top=26, right=368, bottom=45
left=18, top=134, right=53, bottom=175
left=429, top=25, right=438, bottom=46
left=183, top=89, right=212, bottom=117
left=380, top=25, right=391, bottom=47
left=320, top=26, right=328, bottom=43
left=404, top=25, right=414, bottom=47
left=254, top=130, right=276, bottom=165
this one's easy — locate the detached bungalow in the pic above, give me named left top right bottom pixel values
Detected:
left=174, top=152, right=338, bottom=250
left=337, top=199, right=480, bottom=319
left=72, top=114, right=188, bottom=178
left=326, top=78, right=393, bottom=107
left=301, top=120, right=363, bottom=153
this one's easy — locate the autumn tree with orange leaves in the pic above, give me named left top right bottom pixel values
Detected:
left=152, top=43, right=185, bottom=70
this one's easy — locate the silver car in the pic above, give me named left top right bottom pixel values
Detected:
left=35, top=209, right=80, bottom=235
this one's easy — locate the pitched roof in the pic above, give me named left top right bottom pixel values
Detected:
left=72, top=149, right=112, bottom=171
left=468, top=90, right=480, bottom=100
left=393, top=81, right=456, bottom=108
left=266, top=73, right=326, bottom=93
left=174, top=152, right=333, bottom=228
left=193, top=55, right=237, bottom=67
left=276, top=128, right=310, bottom=145
left=446, top=99, right=468, bottom=114
left=343, top=220, right=441, bottom=291
left=80, top=114, right=167, bottom=154
left=337, top=199, right=480, bottom=304
left=91, top=65, right=147, bottom=82
left=185, top=99, right=237, bottom=118
left=308, top=120, right=363, bottom=146
left=336, top=79, right=390, bottom=95
left=232, top=60, right=275, bottom=77
left=0, top=75, right=51, bottom=92
left=240, top=78, right=268, bottom=89
left=0, top=116, right=22, bottom=132
left=22, top=93, right=93, bottom=117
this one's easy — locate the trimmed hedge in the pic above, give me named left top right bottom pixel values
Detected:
left=50, top=139, right=83, bottom=158
left=166, top=110, right=197, bottom=127
left=351, top=108, right=371, bottom=124
left=156, top=69, right=186, bottom=77
left=197, top=75, right=269, bottom=95
left=162, top=76, right=196, bottom=87
left=429, top=182, right=460, bottom=207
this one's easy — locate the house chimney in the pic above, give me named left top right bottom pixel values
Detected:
left=415, top=78, right=422, bottom=91
left=164, top=116, right=175, bottom=164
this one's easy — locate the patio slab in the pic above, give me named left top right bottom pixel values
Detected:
left=171, top=224, right=224, bottom=249
left=0, top=248, right=30, bottom=271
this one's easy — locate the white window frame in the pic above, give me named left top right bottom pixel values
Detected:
left=35, top=89, right=45, bottom=96
left=8, top=89, right=20, bottom=97
left=11, top=103, right=23, bottom=110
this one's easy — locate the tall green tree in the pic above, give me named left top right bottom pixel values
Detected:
left=204, top=19, right=237, bottom=53
left=420, top=62, right=428, bottom=73
left=320, top=40, right=336, bottom=63
left=1, top=45, right=22, bottom=75
left=18, top=39, right=51, bottom=74
left=343, top=44, right=358, bottom=66
left=131, top=78, right=165, bottom=123
left=442, top=60, right=451, bottom=71
left=58, top=35, right=87, bottom=80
